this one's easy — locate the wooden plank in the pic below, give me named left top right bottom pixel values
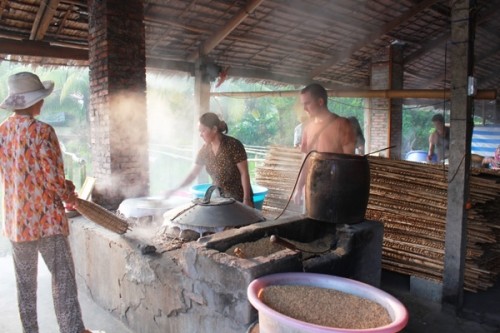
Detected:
left=30, top=0, right=61, bottom=40
left=0, top=38, right=88, bottom=60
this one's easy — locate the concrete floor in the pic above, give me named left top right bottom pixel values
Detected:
left=380, top=270, right=500, bottom=333
left=0, top=236, right=133, bottom=333
left=1, top=233, right=499, bottom=333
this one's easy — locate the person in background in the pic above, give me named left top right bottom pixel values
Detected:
left=293, top=114, right=309, bottom=148
left=427, top=114, right=449, bottom=163
left=0, top=72, right=91, bottom=333
left=293, top=83, right=356, bottom=204
left=348, top=116, right=365, bottom=155
left=482, top=144, right=500, bottom=169
left=165, top=112, right=254, bottom=207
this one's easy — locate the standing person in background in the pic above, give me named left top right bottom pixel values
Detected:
left=293, top=114, right=309, bottom=148
left=293, top=83, right=356, bottom=205
left=348, top=116, right=365, bottom=155
left=165, top=112, right=254, bottom=207
left=427, top=114, right=450, bottom=163
left=0, top=72, right=91, bottom=333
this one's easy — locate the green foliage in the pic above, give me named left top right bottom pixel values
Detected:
left=328, top=98, right=365, bottom=123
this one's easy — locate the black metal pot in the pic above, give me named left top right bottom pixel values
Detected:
left=305, top=152, right=370, bottom=224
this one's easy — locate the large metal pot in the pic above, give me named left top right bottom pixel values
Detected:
left=164, top=186, right=265, bottom=229
left=305, top=152, right=370, bottom=224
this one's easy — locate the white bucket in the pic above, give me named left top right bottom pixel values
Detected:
left=247, top=273, right=408, bottom=333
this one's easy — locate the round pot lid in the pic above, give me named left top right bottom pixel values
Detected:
left=163, top=186, right=265, bottom=228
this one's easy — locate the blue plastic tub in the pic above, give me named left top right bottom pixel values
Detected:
left=190, top=183, right=268, bottom=210
left=405, top=150, right=437, bottom=163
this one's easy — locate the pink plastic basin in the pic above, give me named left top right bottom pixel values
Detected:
left=247, top=273, right=408, bottom=333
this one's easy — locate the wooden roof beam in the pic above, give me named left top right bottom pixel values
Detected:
left=186, top=0, right=266, bottom=62
left=0, top=38, right=87, bottom=60
left=146, top=56, right=309, bottom=86
left=30, top=0, right=60, bottom=40
left=308, top=0, right=440, bottom=79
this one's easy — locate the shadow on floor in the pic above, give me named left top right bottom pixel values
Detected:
left=380, top=270, right=500, bottom=333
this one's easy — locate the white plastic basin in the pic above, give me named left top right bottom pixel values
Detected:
left=247, top=272, right=408, bottom=333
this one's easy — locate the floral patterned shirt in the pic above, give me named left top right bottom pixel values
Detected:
left=195, top=135, right=248, bottom=201
left=0, top=114, right=72, bottom=242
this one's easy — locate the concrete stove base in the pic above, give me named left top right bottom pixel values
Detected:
left=68, top=215, right=383, bottom=333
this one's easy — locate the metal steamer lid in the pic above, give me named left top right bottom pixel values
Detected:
left=164, top=185, right=265, bottom=228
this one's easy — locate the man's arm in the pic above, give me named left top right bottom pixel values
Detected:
left=342, top=117, right=356, bottom=154
left=428, top=132, right=437, bottom=161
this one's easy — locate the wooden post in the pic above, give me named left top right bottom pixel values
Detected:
left=389, top=43, right=404, bottom=159
left=442, top=0, right=475, bottom=311
left=193, top=59, right=211, bottom=182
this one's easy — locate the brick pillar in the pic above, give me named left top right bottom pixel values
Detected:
left=87, top=0, right=148, bottom=208
left=367, top=62, right=390, bottom=156
left=389, top=44, right=404, bottom=159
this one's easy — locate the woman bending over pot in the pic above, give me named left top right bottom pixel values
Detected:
left=165, top=112, right=254, bottom=207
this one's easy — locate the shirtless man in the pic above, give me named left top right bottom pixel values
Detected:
left=293, top=83, right=356, bottom=204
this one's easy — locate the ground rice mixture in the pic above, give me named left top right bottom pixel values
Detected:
left=259, top=285, right=392, bottom=329
left=225, top=237, right=284, bottom=258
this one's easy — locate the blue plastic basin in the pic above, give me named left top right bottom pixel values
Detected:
left=190, top=183, right=268, bottom=210
left=405, top=150, right=437, bottom=163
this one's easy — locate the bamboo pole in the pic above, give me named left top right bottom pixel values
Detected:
left=211, top=89, right=497, bottom=100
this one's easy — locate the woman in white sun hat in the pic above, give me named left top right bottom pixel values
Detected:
left=0, top=72, right=92, bottom=333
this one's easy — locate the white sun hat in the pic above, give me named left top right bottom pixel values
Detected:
left=0, top=72, right=55, bottom=111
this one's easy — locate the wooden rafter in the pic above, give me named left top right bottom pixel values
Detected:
left=186, top=0, right=266, bottom=62
left=55, top=8, right=71, bottom=37
left=0, top=38, right=87, bottom=59
left=30, top=0, right=60, bottom=41
left=308, top=0, right=440, bottom=79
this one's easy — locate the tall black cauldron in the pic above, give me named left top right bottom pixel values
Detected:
left=305, top=152, right=370, bottom=224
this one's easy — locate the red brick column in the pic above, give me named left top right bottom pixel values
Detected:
left=367, top=62, right=390, bottom=156
left=87, top=0, right=148, bottom=208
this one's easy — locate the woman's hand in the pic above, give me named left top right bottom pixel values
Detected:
left=243, top=197, right=254, bottom=208
left=63, top=179, right=78, bottom=209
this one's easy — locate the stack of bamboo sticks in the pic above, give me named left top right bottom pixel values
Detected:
left=256, top=147, right=500, bottom=292
left=255, top=146, right=303, bottom=216
left=366, top=156, right=500, bottom=292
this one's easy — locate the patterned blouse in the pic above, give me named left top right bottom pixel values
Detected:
left=195, top=135, right=248, bottom=202
left=0, top=114, right=72, bottom=242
